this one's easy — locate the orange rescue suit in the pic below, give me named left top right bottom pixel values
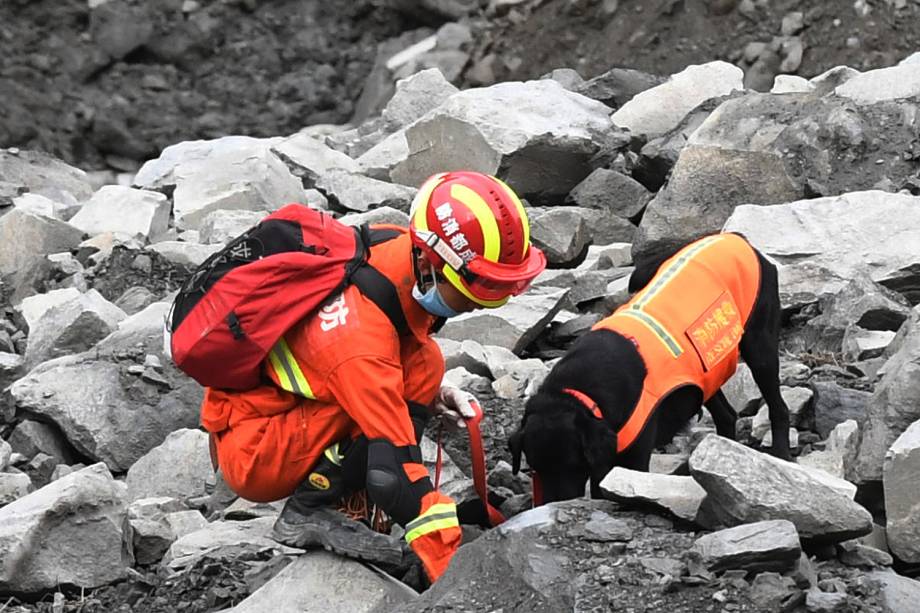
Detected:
left=593, top=233, right=761, bottom=452
left=199, top=230, right=460, bottom=581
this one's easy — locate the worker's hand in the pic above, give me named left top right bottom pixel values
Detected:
left=432, top=385, right=478, bottom=430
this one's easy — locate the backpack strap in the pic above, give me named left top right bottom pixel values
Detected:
left=351, top=265, right=411, bottom=337
left=350, top=225, right=411, bottom=337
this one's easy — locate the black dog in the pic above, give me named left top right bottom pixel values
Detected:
left=509, top=233, right=792, bottom=503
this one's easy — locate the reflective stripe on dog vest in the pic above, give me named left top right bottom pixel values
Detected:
left=404, top=502, right=459, bottom=544
left=594, top=233, right=761, bottom=453
left=267, top=336, right=316, bottom=399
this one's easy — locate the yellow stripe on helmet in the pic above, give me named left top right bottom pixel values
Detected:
left=491, top=175, right=530, bottom=259
left=442, top=267, right=509, bottom=308
left=410, top=173, right=447, bottom=232
left=450, top=183, right=501, bottom=262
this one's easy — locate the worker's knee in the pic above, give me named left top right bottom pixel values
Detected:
left=366, top=439, right=430, bottom=525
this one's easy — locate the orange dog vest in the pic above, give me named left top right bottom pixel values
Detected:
left=591, top=233, right=761, bottom=452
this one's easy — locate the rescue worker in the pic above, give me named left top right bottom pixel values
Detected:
left=199, top=171, right=547, bottom=583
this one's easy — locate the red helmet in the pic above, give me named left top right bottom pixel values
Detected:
left=409, top=171, right=547, bottom=307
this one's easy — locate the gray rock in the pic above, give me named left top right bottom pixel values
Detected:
left=529, top=207, right=590, bottom=266
left=382, top=67, right=458, bottom=130
left=146, top=241, right=222, bottom=267
left=165, top=516, right=303, bottom=570
left=0, top=439, right=10, bottom=471
left=771, top=74, right=814, bottom=94
left=0, top=463, right=130, bottom=593
left=611, top=61, right=744, bottom=139
left=835, top=61, right=920, bottom=103
left=316, top=170, right=416, bottom=213
left=134, top=136, right=281, bottom=192
left=542, top=68, right=585, bottom=91
left=798, top=420, right=860, bottom=481
left=491, top=359, right=549, bottom=400
left=167, top=144, right=304, bottom=230
left=339, top=206, right=409, bottom=228
left=68, top=185, right=170, bottom=240
left=635, top=145, right=798, bottom=273
left=575, top=67, right=666, bottom=109
left=390, top=80, right=613, bottom=203
left=8, top=419, right=74, bottom=464
left=749, top=572, right=802, bottom=610
left=805, top=588, right=848, bottom=613
left=722, top=363, right=763, bottom=417
left=751, top=387, right=812, bottom=438
left=725, top=191, right=920, bottom=308
left=442, top=366, right=492, bottom=395
left=843, top=327, right=896, bottom=361
left=691, top=520, right=801, bottom=573
left=801, top=278, right=910, bottom=355
left=437, top=287, right=568, bottom=354
left=883, top=419, right=920, bottom=562
left=23, top=288, right=126, bottom=368
left=836, top=539, right=893, bottom=568
left=435, top=338, right=490, bottom=378
left=198, top=209, right=265, bottom=245
left=128, top=498, right=208, bottom=566
left=853, top=315, right=920, bottom=483
left=114, top=286, right=159, bottom=316
left=271, top=132, right=360, bottom=187
left=125, top=429, right=213, bottom=503
left=0, top=208, right=84, bottom=302
left=689, top=434, right=872, bottom=543
left=0, top=472, right=32, bottom=507
left=566, top=168, right=651, bottom=221
left=9, top=302, right=203, bottom=472
left=0, top=149, right=93, bottom=205
left=867, top=570, right=920, bottom=613
left=812, top=382, right=872, bottom=439
left=89, top=0, right=154, bottom=59
left=229, top=551, right=417, bottom=612
left=600, top=467, right=706, bottom=522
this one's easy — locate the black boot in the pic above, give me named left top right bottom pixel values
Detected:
left=271, top=441, right=404, bottom=567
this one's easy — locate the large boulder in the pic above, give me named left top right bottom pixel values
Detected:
left=689, top=434, right=872, bottom=543
left=600, top=467, right=706, bottom=522
left=883, top=419, right=920, bottom=563
left=0, top=463, right=130, bottom=593
left=22, top=288, right=127, bottom=367
left=690, top=520, right=801, bottom=573
left=851, top=312, right=920, bottom=483
left=0, top=208, right=84, bottom=302
left=724, top=191, right=920, bottom=308
left=0, top=148, right=94, bottom=207
left=229, top=552, right=418, bottom=613
left=9, top=302, right=203, bottom=472
left=611, top=61, right=743, bottom=139
left=634, top=145, right=798, bottom=272
left=637, top=90, right=920, bottom=270
left=125, top=429, right=213, bottom=503
left=68, top=185, right=171, bottom=241
left=314, top=170, right=416, bottom=213
left=390, top=80, right=614, bottom=202
left=835, top=57, right=920, bottom=104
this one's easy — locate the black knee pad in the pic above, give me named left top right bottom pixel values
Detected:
left=365, top=439, right=432, bottom=526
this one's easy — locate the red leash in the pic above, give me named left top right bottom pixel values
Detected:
left=433, top=401, right=505, bottom=527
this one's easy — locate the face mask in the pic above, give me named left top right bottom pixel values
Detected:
left=412, top=266, right=460, bottom=318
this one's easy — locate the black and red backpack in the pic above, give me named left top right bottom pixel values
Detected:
left=166, top=204, right=408, bottom=390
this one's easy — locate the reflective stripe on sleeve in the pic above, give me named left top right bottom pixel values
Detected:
left=267, top=336, right=315, bottom=399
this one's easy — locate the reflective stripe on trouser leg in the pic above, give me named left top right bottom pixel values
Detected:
left=404, top=502, right=459, bottom=544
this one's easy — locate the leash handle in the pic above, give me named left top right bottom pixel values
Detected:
left=466, top=400, right=506, bottom=527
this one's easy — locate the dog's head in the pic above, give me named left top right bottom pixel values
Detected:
left=509, top=391, right=618, bottom=503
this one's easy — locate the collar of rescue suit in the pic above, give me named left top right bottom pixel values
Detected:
left=369, top=231, right=441, bottom=343
left=562, top=387, right=604, bottom=420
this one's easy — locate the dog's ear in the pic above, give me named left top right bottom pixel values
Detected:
left=508, top=427, right=524, bottom=474
left=576, top=413, right=617, bottom=479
